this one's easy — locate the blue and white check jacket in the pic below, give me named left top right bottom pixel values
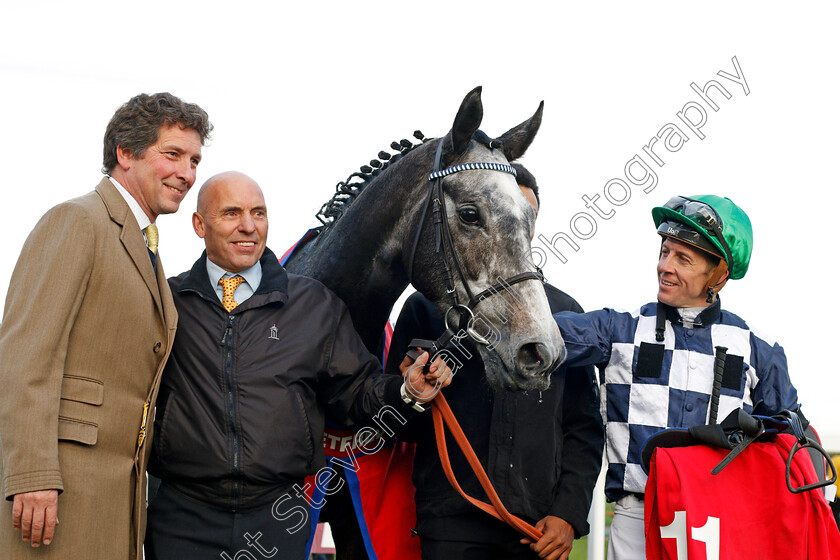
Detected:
left=554, top=299, right=800, bottom=501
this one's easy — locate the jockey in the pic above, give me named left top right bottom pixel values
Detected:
left=553, top=194, right=806, bottom=560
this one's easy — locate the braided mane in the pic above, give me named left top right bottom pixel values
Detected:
left=316, top=130, right=429, bottom=226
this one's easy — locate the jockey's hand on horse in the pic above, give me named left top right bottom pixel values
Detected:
left=398, top=350, right=453, bottom=404
left=521, top=515, right=575, bottom=560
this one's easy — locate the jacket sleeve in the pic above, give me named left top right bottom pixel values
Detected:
left=553, top=308, right=618, bottom=369
left=549, top=363, right=604, bottom=536
left=749, top=333, right=801, bottom=417
left=319, top=304, right=416, bottom=433
left=0, top=203, right=94, bottom=499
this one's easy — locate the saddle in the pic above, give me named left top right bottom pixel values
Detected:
left=641, top=407, right=836, bottom=494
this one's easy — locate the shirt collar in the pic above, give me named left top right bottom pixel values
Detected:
left=108, top=176, right=152, bottom=230
left=661, top=298, right=722, bottom=327
left=176, top=249, right=288, bottom=309
left=206, top=257, right=263, bottom=291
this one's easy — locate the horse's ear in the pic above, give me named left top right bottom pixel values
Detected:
left=496, top=101, right=544, bottom=161
left=449, top=86, right=484, bottom=155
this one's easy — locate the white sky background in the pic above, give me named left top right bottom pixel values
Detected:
left=2, top=2, right=838, bottom=447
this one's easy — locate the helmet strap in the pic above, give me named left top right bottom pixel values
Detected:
left=704, top=259, right=729, bottom=304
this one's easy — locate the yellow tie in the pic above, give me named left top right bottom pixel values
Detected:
left=219, top=276, right=246, bottom=312
left=144, top=224, right=159, bottom=255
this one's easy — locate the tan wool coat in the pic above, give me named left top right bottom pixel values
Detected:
left=0, top=178, right=177, bottom=559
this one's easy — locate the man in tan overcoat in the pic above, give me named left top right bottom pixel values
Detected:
left=0, top=92, right=212, bottom=559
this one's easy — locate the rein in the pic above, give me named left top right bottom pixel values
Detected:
left=405, top=137, right=546, bottom=541
left=431, top=394, right=542, bottom=542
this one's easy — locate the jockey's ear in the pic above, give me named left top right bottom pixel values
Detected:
left=448, top=86, right=484, bottom=156
left=496, top=100, right=543, bottom=162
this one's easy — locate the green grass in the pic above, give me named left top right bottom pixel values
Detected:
left=569, top=536, right=589, bottom=560
left=569, top=501, right=613, bottom=560
left=308, top=503, right=615, bottom=560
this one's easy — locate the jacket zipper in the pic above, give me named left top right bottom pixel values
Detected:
left=222, top=314, right=242, bottom=506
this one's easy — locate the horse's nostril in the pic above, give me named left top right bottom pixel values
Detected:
left=517, top=342, right=546, bottom=372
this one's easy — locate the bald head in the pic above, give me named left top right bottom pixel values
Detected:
left=197, top=171, right=260, bottom=214
left=192, top=171, right=268, bottom=272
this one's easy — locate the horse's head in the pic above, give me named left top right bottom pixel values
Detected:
left=407, top=87, right=565, bottom=391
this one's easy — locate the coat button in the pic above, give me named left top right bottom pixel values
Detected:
left=153, top=342, right=162, bottom=353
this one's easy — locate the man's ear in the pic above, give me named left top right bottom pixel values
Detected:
left=715, top=269, right=730, bottom=287
left=116, top=144, right=133, bottom=171
left=192, top=212, right=206, bottom=238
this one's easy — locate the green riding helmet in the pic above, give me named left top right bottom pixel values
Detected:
left=651, top=195, right=753, bottom=280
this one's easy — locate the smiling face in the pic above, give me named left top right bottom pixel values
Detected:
left=114, top=124, right=202, bottom=221
left=656, top=237, right=721, bottom=308
left=193, top=172, right=268, bottom=273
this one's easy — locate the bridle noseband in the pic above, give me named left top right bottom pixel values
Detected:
left=406, top=138, right=543, bottom=347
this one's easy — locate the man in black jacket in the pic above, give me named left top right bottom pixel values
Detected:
left=386, top=164, right=604, bottom=560
left=145, top=171, right=450, bottom=560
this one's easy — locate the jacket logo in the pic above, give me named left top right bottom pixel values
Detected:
left=268, top=324, right=279, bottom=340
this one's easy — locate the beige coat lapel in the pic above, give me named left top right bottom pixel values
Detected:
left=95, top=178, right=165, bottom=319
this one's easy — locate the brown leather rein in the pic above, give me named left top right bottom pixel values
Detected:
left=430, top=393, right=543, bottom=542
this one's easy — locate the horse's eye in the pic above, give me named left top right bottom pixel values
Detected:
left=458, top=207, right=479, bottom=224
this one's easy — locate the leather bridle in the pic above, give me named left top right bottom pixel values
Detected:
left=406, top=138, right=543, bottom=347
left=405, top=137, right=547, bottom=542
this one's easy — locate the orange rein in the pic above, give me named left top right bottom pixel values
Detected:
left=430, top=393, right=542, bottom=542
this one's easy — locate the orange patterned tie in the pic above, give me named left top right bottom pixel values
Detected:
left=219, top=276, right=246, bottom=311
